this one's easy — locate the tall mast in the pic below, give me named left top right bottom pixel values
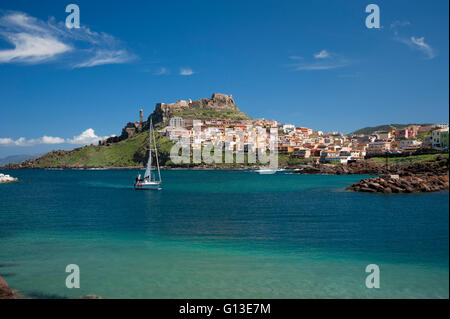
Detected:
left=152, top=121, right=162, bottom=183
left=144, top=118, right=153, bottom=180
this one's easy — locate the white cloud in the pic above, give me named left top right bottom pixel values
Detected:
left=395, top=35, right=435, bottom=59
left=179, top=67, right=194, bottom=76
left=294, top=63, right=346, bottom=71
left=66, top=128, right=111, bottom=145
left=410, top=36, right=435, bottom=59
left=0, top=135, right=64, bottom=146
left=289, top=51, right=348, bottom=71
left=390, top=20, right=436, bottom=59
left=0, top=11, right=135, bottom=67
left=0, top=138, right=15, bottom=145
left=314, top=50, right=330, bottom=59
left=0, top=32, right=71, bottom=63
left=36, top=136, right=65, bottom=144
left=0, top=129, right=113, bottom=147
left=73, top=50, right=133, bottom=68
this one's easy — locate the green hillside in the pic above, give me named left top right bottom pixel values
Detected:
left=369, top=153, right=449, bottom=166
left=349, top=123, right=431, bottom=136
left=16, top=130, right=174, bottom=168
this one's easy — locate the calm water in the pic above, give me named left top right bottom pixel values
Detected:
left=0, top=169, right=448, bottom=298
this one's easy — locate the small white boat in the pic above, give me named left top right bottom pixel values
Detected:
left=134, top=118, right=162, bottom=190
left=255, top=168, right=277, bottom=174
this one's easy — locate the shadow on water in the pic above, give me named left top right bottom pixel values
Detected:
left=0, top=272, right=17, bottom=277
left=0, top=263, right=19, bottom=268
left=82, top=182, right=135, bottom=190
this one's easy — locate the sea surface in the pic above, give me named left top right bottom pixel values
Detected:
left=0, top=169, right=448, bottom=298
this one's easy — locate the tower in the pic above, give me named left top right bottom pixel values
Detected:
left=139, top=109, right=143, bottom=123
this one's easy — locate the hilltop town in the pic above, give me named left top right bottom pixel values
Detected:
left=2, top=93, right=449, bottom=170
left=103, top=93, right=450, bottom=165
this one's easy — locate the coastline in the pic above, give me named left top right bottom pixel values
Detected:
left=2, top=155, right=448, bottom=194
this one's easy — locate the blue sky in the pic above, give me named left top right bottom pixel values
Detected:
left=0, top=0, right=448, bottom=157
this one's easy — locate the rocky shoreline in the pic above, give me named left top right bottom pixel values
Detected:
left=0, top=276, right=19, bottom=299
left=344, top=156, right=449, bottom=194
left=0, top=275, right=102, bottom=299
left=346, top=174, right=449, bottom=193
left=1, top=155, right=448, bottom=194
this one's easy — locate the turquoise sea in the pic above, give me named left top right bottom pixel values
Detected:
left=0, top=169, right=448, bottom=298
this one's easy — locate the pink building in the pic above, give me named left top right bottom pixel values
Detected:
left=395, top=126, right=418, bottom=139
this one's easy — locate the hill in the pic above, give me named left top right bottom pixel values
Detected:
left=1, top=93, right=250, bottom=169
left=349, top=123, right=431, bottom=135
left=152, top=93, right=250, bottom=122
left=0, top=154, right=41, bottom=166
left=3, top=128, right=173, bottom=169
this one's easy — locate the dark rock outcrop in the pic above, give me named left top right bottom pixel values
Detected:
left=346, top=156, right=449, bottom=194
left=346, top=174, right=449, bottom=194
left=293, top=155, right=449, bottom=177
left=293, top=160, right=387, bottom=175
left=152, top=93, right=250, bottom=124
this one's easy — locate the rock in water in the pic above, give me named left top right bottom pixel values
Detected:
left=0, top=276, right=16, bottom=299
left=77, top=295, right=103, bottom=299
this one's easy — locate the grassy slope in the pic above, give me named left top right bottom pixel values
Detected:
left=350, top=123, right=430, bottom=135
left=369, top=153, right=449, bottom=166
left=31, top=131, right=174, bottom=168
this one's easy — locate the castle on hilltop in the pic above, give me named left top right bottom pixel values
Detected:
left=99, top=93, right=249, bottom=146
left=152, top=93, right=240, bottom=123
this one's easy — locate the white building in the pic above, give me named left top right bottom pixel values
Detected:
left=432, top=128, right=449, bottom=150
left=168, top=116, right=185, bottom=128
left=282, top=124, right=295, bottom=133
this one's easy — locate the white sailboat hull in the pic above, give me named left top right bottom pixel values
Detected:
left=134, top=181, right=161, bottom=190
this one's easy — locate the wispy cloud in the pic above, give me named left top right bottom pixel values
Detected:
left=395, top=35, right=435, bottom=59
left=0, top=11, right=135, bottom=67
left=73, top=50, right=132, bottom=68
left=390, top=20, right=410, bottom=31
left=0, top=13, right=71, bottom=63
left=289, top=50, right=348, bottom=71
left=409, top=36, right=435, bottom=59
left=154, top=66, right=169, bottom=75
left=390, top=20, right=436, bottom=59
left=294, top=63, right=346, bottom=71
left=179, top=67, right=194, bottom=76
left=0, top=129, right=113, bottom=147
left=314, top=50, right=330, bottom=59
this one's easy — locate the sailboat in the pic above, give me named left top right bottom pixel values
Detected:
left=134, top=118, right=162, bottom=190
